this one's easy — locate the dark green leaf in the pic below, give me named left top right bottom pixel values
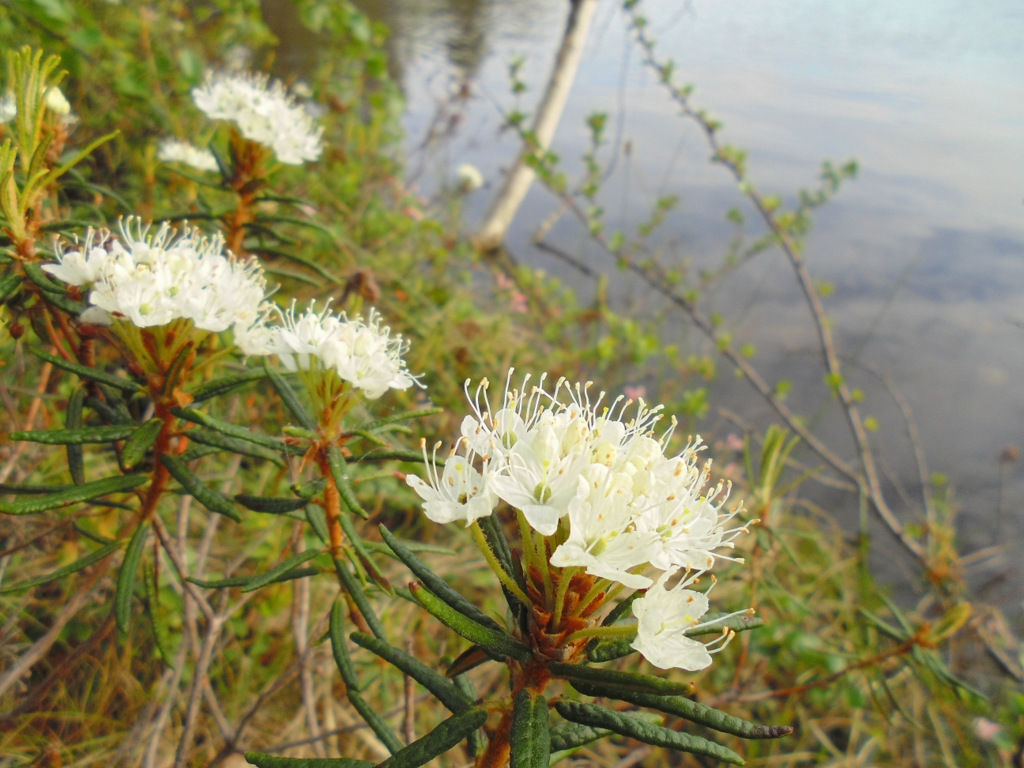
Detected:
left=173, top=407, right=301, bottom=455
left=569, top=679, right=793, bottom=739
left=0, top=474, right=147, bottom=515
left=121, top=418, right=163, bottom=470
left=511, top=690, right=550, bottom=768
left=160, top=454, right=240, bottom=521
left=379, top=525, right=502, bottom=631
left=325, top=444, right=369, bottom=519
left=241, top=550, right=320, bottom=592
left=350, top=631, right=472, bottom=713
left=555, top=701, right=744, bottom=765
left=116, top=522, right=149, bottom=632
left=548, top=721, right=613, bottom=753
left=410, top=582, right=529, bottom=662
left=333, top=556, right=386, bottom=639
left=375, top=707, right=487, bottom=768
left=66, top=386, right=85, bottom=484
left=0, top=540, right=119, bottom=593
left=330, top=598, right=360, bottom=690
left=33, top=348, right=141, bottom=393
left=191, top=369, right=269, bottom=402
left=354, top=407, right=443, bottom=434
left=10, top=424, right=136, bottom=444
left=233, top=494, right=307, bottom=514
left=291, top=478, right=326, bottom=499
left=185, top=427, right=288, bottom=467
left=550, top=662, right=692, bottom=696
left=188, top=569, right=317, bottom=589
left=22, top=262, right=64, bottom=292
left=0, top=272, right=21, bottom=302
left=348, top=689, right=403, bottom=753
left=265, top=365, right=317, bottom=431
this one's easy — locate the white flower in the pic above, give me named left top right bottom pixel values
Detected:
left=191, top=70, right=323, bottom=165
left=407, top=441, right=498, bottom=526
left=45, top=86, right=71, bottom=115
left=44, top=218, right=273, bottom=342
left=409, top=370, right=745, bottom=588
left=631, top=571, right=723, bottom=671
left=549, top=463, right=657, bottom=588
left=157, top=138, right=219, bottom=172
left=456, top=163, right=484, bottom=192
left=0, top=92, right=15, bottom=124
left=268, top=301, right=420, bottom=399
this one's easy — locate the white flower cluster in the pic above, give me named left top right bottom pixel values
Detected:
left=191, top=71, right=323, bottom=165
left=407, top=372, right=747, bottom=670
left=157, top=138, right=219, bottom=173
left=261, top=301, right=420, bottom=400
left=44, top=218, right=271, bottom=349
left=0, top=86, right=72, bottom=124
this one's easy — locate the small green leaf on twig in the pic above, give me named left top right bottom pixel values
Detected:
left=160, top=454, right=240, bottom=521
left=511, top=689, right=550, bottom=768
left=375, top=707, right=487, bottom=768
left=116, top=522, right=149, bottom=632
left=0, top=474, right=147, bottom=515
left=409, top=581, right=529, bottom=662
left=555, top=701, right=744, bottom=765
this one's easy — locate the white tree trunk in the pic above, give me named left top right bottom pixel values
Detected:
left=474, top=0, right=599, bottom=251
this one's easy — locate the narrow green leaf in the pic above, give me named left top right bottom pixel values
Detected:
left=409, top=582, right=529, bottom=662
left=185, top=427, right=287, bottom=467
left=84, top=393, right=134, bottom=425
left=380, top=525, right=502, bottom=632
left=350, top=449, right=429, bottom=464
left=0, top=474, right=146, bottom=515
left=354, top=407, right=443, bottom=434
left=330, top=598, right=360, bottom=690
left=334, top=508, right=390, bottom=590
left=244, top=753, right=373, bottom=768
left=160, top=454, right=240, bottom=521
left=65, top=386, right=86, bottom=484
left=511, top=689, right=550, bottom=768
left=306, top=505, right=330, bottom=544
left=550, top=662, right=692, bottom=696
left=0, top=272, right=21, bottom=302
left=555, top=701, right=744, bottom=765
left=375, top=707, right=487, bottom=768
left=121, top=418, right=163, bottom=470
left=191, top=369, right=269, bottom=402
left=188, top=569, right=317, bottom=589
left=241, top=550, right=320, bottom=592
left=569, top=680, right=793, bottom=739
left=0, top=540, right=119, bottom=593
left=291, top=478, right=326, bottom=499
left=548, top=721, right=613, bottom=753
left=333, top=556, right=386, bottom=639
left=348, top=689, right=403, bottom=754
left=233, top=494, right=307, bottom=514
left=10, top=424, right=136, bottom=444
left=116, top=523, right=149, bottom=632
left=173, top=407, right=301, bottom=456
left=33, top=348, right=141, bottom=392
left=350, top=631, right=472, bottom=713
left=325, top=444, right=369, bottom=519
left=265, top=365, right=317, bottom=431
left=22, top=262, right=64, bottom=292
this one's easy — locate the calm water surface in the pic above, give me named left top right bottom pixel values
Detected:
left=280, top=1, right=1024, bottom=615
